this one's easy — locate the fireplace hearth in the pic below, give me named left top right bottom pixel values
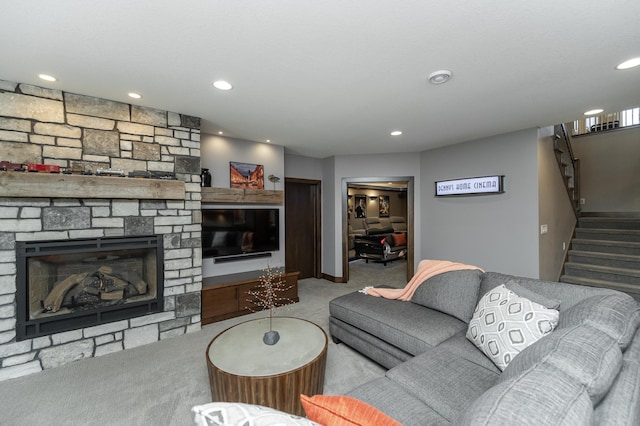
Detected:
left=16, top=235, right=163, bottom=341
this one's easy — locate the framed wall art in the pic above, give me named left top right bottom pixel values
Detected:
left=230, top=162, right=264, bottom=189
left=354, top=194, right=367, bottom=218
left=379, top=195, right=390, bottom=217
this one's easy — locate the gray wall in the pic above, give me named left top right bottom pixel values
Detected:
left=537, top=126, right=577, bottom=281
left=323, top=153, right=422, bottom=278
left=322, top=157, right=336, bottom=276
left=200, top=134, right=286, bottom=277
left=571, top=126, right=640, bottom=212
left=420, top=128, right=540, bottom=278
left=284, top=153, right=324, bottom=181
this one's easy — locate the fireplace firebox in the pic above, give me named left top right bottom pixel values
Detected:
left=16, top=235, right=164, bottom=341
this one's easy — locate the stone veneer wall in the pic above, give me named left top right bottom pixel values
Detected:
left=0, top=80, right=202, bottom=381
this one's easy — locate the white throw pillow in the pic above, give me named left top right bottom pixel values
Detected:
left=192, top=402, right=320, bottom=426
left=466, top=284, right=559, bottom=371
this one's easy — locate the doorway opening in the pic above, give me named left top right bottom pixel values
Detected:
left=342, top=177, right=414, bottom=283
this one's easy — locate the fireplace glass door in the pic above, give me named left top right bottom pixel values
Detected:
left=16, top=235, right=163, bottom=340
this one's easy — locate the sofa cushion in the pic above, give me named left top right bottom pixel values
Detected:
left=191, top=402, right=320, bottom=426
left=349, top=217, right=367, bottom=236
left=347, top=377, right=449, bottom=426
left=438, top=331, right=501, bottom=373
left=390, top=216, right=407, bottom=232
left=466, top=285, right=559, bottom=371
left=364, top=217, right=384, bottom=229
left=504, top=280, right=561, bottom=310
left=300, top=394, right=402, bottom=426
left=500, top=324, right=622, bottom=404
left=454, top=364, right=593, bottom=425
left=386, top=346, right=499, bottom=421
left=390, top=232, right=406, bottom=247
left=365, top=226, right=394, bottom=236
left=411, top=269, right=483, bottom=323
left=330, top=291, right=467, bottom=356
left=594, top=327, right=640, bottom=425
left=557, top=293, right=640, bottom=351
left=479, top=272, right=617, bottom=310
left=329, top=317, right=414, bottom=369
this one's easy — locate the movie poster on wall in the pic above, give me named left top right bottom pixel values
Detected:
left=379, top=195, right=390, bottom=217
left=354, top=194, right=367, bottom=218
left=229, top=162, right=264, bottom=189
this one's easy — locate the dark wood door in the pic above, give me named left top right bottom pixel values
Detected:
left=285, top=179, right=320, bottom=279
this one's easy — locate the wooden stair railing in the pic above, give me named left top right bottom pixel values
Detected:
left=553, top=123, right=581, bottom=218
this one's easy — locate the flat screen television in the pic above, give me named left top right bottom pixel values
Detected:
left=202, top=208, right=280, bottom=260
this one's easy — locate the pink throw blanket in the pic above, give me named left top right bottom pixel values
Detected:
left=362, top=259, right=484, bottom=301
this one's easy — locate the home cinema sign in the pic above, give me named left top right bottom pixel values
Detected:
left=435, top=175, right=505, bottom=197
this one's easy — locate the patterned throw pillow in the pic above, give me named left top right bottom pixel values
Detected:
left=192, top=402, right=320, bottom=426
left=466, top=284, right=559, bottom=371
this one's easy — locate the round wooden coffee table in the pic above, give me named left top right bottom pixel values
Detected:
left=206, top=317, right=328, bottom=416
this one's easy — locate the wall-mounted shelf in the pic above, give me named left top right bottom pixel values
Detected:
left=0, top=172, right=186, bottom=200
left=201, top=187, right=283, bottom=205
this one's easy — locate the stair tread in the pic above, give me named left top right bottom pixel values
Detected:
left=577, top=228, right=640, bottom=235
left=581, top=212, right=640, bottom=218
left=560, top=275, right=640, bottom=293
left=573, top=238, right=640, bottom=247
left=578, top=219, right=640, bottom=230
left=564, top=262, right=640, bottom=277
left=579, top=217, right=640, bottom=225
left=580, top=216, right=640, bottom=221
left=568, top=250, right=640, bottom=262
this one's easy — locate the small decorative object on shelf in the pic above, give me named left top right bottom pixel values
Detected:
left=201, top=168, right=212, bottom=187
left=247, top=264, right=293, bottom=345
left=0, top=161, right=26, bottom=172
left=268, top=174, right=280, bottom=190
left=96, top=168, right=126, bottom=177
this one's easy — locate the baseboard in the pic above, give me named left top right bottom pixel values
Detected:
left=322, top=273, right=347, bottom=283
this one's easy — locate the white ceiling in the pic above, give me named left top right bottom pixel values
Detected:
left=1, top=1, right=639, bottom=159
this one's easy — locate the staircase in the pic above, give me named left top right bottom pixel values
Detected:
left=561, top=213, right=640, bottom=300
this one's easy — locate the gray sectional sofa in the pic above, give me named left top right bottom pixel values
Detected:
left=329, top=269, right=640, bottom=425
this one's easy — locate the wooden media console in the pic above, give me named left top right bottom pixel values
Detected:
left=201, top=270, right=299, bottom=325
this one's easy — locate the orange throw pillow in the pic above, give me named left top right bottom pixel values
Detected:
left=300, top=394, right=402, bottom=426
left=392, top=233, right=406, bottom=246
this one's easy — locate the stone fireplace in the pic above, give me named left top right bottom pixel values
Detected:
left=0, top=79, right=203, bottom=381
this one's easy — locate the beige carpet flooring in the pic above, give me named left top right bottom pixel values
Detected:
left=0, top=259, right=407, bottom=426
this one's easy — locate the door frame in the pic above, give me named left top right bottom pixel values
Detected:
left=285, top=177, right=322, bottom=279
left=342, top=176, right=414, bottom=282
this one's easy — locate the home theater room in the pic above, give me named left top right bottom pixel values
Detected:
left=1, top=1, right=640, bottom=425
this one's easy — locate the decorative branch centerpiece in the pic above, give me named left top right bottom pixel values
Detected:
left=247, top=265, right=294, bottom=345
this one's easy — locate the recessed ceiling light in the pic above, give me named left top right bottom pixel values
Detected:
left=38, top=74, right=57, bottom=82
left=266, top=139, right=271, bottom=143
left=218, top=131, right=224, bottom=135
left=213, top=80, right=233, bottom=91
left=428, top=70, right=452, bottom=85
left=128, top=92, right=142, bottom=99
left=584, top=109, right=604, bottom=116
left=390, top=130, right=403, bottom=136
left=616, top=57, right=640, bottom=70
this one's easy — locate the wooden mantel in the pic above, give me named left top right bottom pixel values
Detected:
left=0, top=172, right=186, bottom=200
left=201, top=187, right=283, bottom=205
